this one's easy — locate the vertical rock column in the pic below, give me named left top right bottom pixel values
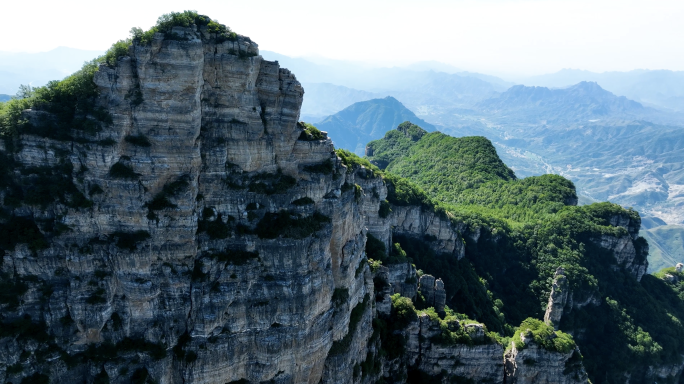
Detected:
left=419, top=274, right=446, bottom=314
left=543, top=267, right=568, bottom=330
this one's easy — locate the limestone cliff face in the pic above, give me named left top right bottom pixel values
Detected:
left=593, top=212, right=648, bottom=282
left=505, top=340, right=588, bottom=384
left=405, top=314, right=504, bottom=384
left=592, top=233, right=648, bottom=281
left=0, top=27, right=374, bottom=384
left=418, top=274, right=446, bottom=314
left=389, top=206, right=464, bottom=260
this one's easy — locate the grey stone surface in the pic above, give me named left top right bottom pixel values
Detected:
left=544, top=267, right=569, bottom=330
left=505, top=337, right=588, bottom=384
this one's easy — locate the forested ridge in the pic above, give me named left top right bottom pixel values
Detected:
left=366, top=122, right=684, bottom=383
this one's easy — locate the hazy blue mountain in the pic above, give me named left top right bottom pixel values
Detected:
left=260, top=50, right=357, bottom=85
left=521, top=69, right=684, bottom=112
left=0, top=94, right=10, bottom=102
left=477, top=81, right=649, bottom=122
left=0, top=47, right=104, bottom=94
left=384, top=70, right=505, bottom=114
left=301, top=83, right=383, bottom=122
left=522, top=68, right=615, bottom=88
left=314, top=96, right=435, bottom=155
left=455, top=71, right=515, bottom=89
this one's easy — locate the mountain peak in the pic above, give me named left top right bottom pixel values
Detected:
left=315, top=98, right=435, bottom=155
left=396, top=121, right=428, bottom=141
left=479, top=81, right=645, bottom=121
left=567, top=81, right=607, bottom=93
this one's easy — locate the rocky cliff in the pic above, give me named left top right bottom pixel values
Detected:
left=0, top=13, right=664, bottom=384
left=1, top=22, right=372, bottom=384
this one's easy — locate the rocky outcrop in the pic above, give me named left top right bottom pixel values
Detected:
left=390, top=206, right=464, bottom=260
left=418, top=274, right=446, bottom=314
left=592, top=234, right=648, bottom=281
left=386, top=262, right=418, bottom=300
left=648, top=358, right=684, bottom=384
left=505, top=340, right=588, bottom=384
left=403, top=314, right=503, bottom=384
left=544, top=268, right=569, bottom=330
left=607, top=213, right=641, bottom=240
left=0, top=24, right=377, bottom=384
left=589, top=212, right=648, bottom=281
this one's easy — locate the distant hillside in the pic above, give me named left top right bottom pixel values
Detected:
left=477, top=81, right=648, bottom=123
left=641, top=225, right=684, bottom=272
left=387, top=70, right=504, bottom=113
left=521, top=69, right=684, bottom=112
left=314, top=97, right=435, bottom=154
left=0, top=94, right=10, bottom=102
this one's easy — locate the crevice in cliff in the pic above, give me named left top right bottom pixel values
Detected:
left=416, top=318, right=424, bottom=371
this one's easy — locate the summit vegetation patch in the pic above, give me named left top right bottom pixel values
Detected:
left=130, top=10, right=237, bottom=45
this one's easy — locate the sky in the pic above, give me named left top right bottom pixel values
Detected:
left=1, top=0, right=683, bottom=76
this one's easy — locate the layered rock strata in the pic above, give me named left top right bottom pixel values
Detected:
left=0, top=27, right=373, bottom=384
left=404, top=314, right=504, bottom=384
left=505, top=339, right=588, bottom=384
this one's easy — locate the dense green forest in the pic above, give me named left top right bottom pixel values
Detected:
left=365, top=122, right=684, bottom=383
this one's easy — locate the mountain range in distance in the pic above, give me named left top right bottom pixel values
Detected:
left=520, top=68, right=684, bottom=112
left=261, top=51, right=684, bottom=114
left=261, top=50, right=508, bottom=118
left=445, top=85, right=684, bottom=272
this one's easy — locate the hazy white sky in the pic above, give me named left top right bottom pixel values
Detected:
left=2, top=0, right=683, bottom=75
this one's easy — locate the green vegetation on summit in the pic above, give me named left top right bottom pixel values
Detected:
left=367, top=122, right=576, bottom=226
left=365, top=121, right=428, bottom=169
left=0, top=11, right=238, bottom=141
left=130, top=11, right=236, bottom=45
